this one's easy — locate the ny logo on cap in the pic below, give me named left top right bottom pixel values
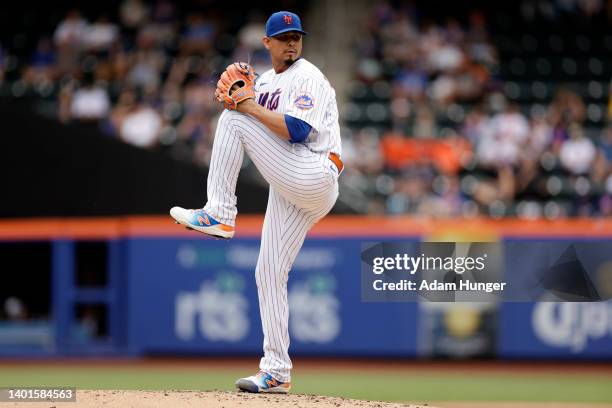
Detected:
left=283, top=14, right=293, bottom=25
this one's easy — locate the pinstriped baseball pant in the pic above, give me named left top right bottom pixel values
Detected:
left=204, top=110, right=339, bottom=381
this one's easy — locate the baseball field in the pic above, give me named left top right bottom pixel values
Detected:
left=1, top=358, right=611, bottom=408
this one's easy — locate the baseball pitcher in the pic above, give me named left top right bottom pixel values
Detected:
left=170, top=11, right=342, bottom=393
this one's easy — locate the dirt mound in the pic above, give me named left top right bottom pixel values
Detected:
left=11, top=390, right=438, bottom=408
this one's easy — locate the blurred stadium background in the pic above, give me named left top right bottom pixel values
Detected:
left=0, top=0, right=611, bottom=406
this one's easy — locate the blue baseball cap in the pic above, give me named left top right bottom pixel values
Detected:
left=265, top=11, right=307, bottom=37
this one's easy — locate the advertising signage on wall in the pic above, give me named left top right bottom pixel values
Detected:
left=1, top=217, right=611, bottom=359
left=126, top=238, right=419, bottom=356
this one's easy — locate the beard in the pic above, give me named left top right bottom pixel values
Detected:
left=283, top=56, right=297, bottom=67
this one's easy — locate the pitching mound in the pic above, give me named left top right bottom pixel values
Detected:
left=25, top=390, right=437, bottom=408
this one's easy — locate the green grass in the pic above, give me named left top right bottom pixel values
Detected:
left=298, top=372, right=612, bottom=403
left=0, top=366, right=610, bottom=404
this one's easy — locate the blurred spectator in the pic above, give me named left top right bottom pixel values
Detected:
left=380, top=13, right=419, bottom=65
left=178, top=110, right=210, bottom=159
left=525, top=111, right=553, bottom=159
left=69, top=76, right=111, bottom=121
left=455, top=62, right=490, bottom=102
left=82, top=16, right=119, bottom=54
left=472, top=166, right=516, bottom=208
left=22, top=37, right=57, bottom=86
left=548, top=88, right=587, bottom=150
left=182, top=76, right=217, bottom=113
left=53, top=10, right=87, bottom=48
left=462, top=104, right=489, bottom=144
left=429, top=74, right=457, bottom=108
left=412, top=105, right=437, bottom=137
left=592, top=125, right=612, bottom=184
left=477, top=103, right=529, bottom=169
left=144, top=0, right=179, bottom=49
left=76, top=306, right=101, bottom=340
left=118, top=100, right=163, bottom=148
left=180, top=13, right=217, bottom=56
left=600, top=171, right=612, bottom=215
left=466, top=11, right=497, bottom=68
left=516, top=110, right=553, bottom=192
left=597, top=125, right=612, bottom=163
left=232, top=12, right=270, bottom=73
left=392, top=60, right=428, bottom=101
left=120, top=0, right=150, bottom=29
left=418, top=175, right=465, bottom=217
left=343, top=128, right=384, bottom=176
left=559, top=123, right=596, bottom=175
left=53, top=10, right=87, bottom=75
left=3, top=297, right=27, bottom=320
left=426, top=33, right=464, bottom=73
left=386, top=167, right=434, bottom=215
left=108, top=89, right=136, bottom=134
left=150, top=0, right=177, bottom=25
left=126, top=48, right=165, bottom=90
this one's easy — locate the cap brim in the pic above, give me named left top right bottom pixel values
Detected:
left=268, top=28, right=308, bottom=37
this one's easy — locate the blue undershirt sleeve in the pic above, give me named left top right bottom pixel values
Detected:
left=284, top=114, right=312, bottom=144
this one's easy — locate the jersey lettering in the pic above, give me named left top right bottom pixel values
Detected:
left=257, top=88, right=282, bottom=111
left=257, top=92, right=269, bottom=107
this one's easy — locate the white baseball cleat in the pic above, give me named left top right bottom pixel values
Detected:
left=169, top=207, right=235, bottom=239
left=235, top=371, right=291, bottom=394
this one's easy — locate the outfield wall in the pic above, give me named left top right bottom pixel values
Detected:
left=0, top=216, right=611, bottom=359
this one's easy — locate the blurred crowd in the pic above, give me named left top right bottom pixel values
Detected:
left=1, top=0, right=611, bottom=217
left=342, top=0, right=612, bottom=217
left=520, top=0, right=612, bottom=21
left=10, top=0, right=274, bottom=166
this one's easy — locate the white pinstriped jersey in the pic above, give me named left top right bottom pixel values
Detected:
left=254, top=58, right=342, bottom=156
left=198, top=57, right=341, bottom=383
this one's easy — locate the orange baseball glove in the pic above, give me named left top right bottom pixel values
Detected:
left=215, top=62, right=256, bottom=110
